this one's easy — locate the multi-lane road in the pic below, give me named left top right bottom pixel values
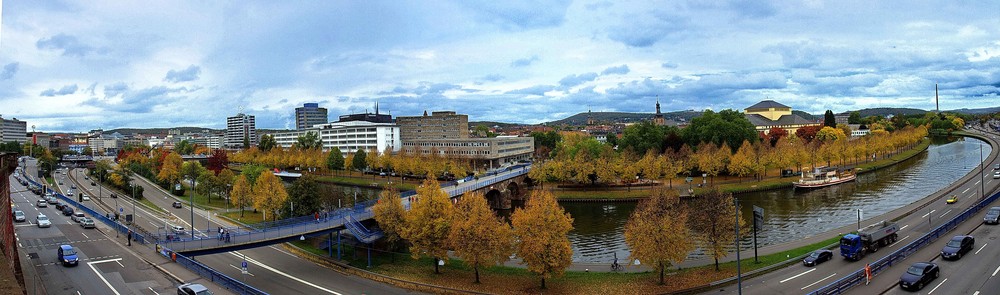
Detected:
left=709, top=127, right=1000, bottom=294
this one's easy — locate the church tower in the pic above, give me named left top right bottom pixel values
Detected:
left=653, top=96, right=665, bottom=126
left=586, top=108, right=595, bottom=126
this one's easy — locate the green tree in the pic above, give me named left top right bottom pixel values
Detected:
left=618, top=121, right=665, bottom=154
left=604, top=133, right=618, bottom=147
left=449, top=191, right=514, bottom=284
left=293, top=131, right=322, bottom=150
left=180, top=161, right=206, bottom=196
left=689, top=189, right=745, bottom=271
left=175, top=140, right=194, bottom=155
left=258, top=134, right=277, bottom=152
left=824, top=110, right=837, bottom=127
left=402, top=178, right=454, bottom=274
left=682, top=109, right=757, bottom=152
left=284, top=175, right=321, bottom=217
left=624, top=187, right=692, bottom=284
left=352, top=149, right=368, bottom=171
left=848, top=111, right=861, bottom=124
left=82, top=146, right=93, bottom=156
left=511, top=190, right=574, bottom=289
left=326, top=147, right=344, bottom=172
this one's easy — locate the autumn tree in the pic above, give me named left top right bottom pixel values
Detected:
left=157, top=152, right=183, bottom=187
left=402, top=178, right=454, bottom=274
left=695, top=142, right=730, bottom=185
left=449, top=191, right=515, bottom=284
left=689, top=189, right=746, bottom=271
left=727, top=140, right=761, bottom=181
left=511, top=190, right=574, bottom=289
left=230, top=174, right=253, bottom=217
left=624, top=187, right=692, bottom=284
left=206, top=149, right=229, bottom=174
left=372, top=186, right=407, bottom=250
left=252, top=171, right=289, bottom=221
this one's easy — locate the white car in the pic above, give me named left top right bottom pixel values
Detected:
left=994, top=171, right=1000, bottom=179
left=82, top=195, right=90, bottom=201
left=36, top=215, right=51, bottom=228
left=71, top=212, right=86, bottom=222
left=13, top=210, right=26, bottom=222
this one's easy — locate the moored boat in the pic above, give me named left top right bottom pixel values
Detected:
left=794, top=167, right=857, bottom=190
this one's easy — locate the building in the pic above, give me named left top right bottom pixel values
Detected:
left=272, top=121, right=400, bottom=155
left=189, top=135, right=224, bottom=149
left=337, top=102, right=392, bottom=124
left=0, top=116, right=27, bottom=144
left=743, top=100, right=819, bottom=135
left=225, top=113, right=257, bottom=149
left=401, top=136, right=534, bottom=168
left=396, top=111, right=469, bottom=140
left=653, top=98, right=665, bottom=126
left=28, top=133, right=50, bottom=150
left=295, top=103, right=329, bottom=130
left=848, top=124, right=871, bottom=137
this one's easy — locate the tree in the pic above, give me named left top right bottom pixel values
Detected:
left=230, top=174, right=253, bottom=217
left=294, top=131, right=322, bottom=150
left=180, top=161, right=206, bottom=189
left=624, top=187, right=692, bottom=284
left=816, top=126, right=847, bottom=143
left=727, top=140, right=760, bottom=181
left=175, top=140, right=195, bottom=155
left=326, top=147, right=344, bottom=173
left=694, top=142, right=729, bottom=185
left=795, top=125, right=823, bottom=143
left=604, top=132, right=618, bottom=148
left=449, top=191, right=514, bottom=284
left=682, top=109, right=758, bottom=152
left=690, top=189, right=745, bottom=271
left=511, top=190, right=574, bottom=289
left=206, top=149, right=229, bottom=174
left=352, top=149, right=368, bottom=171
left=848, top=111, right=861, bottom=124
left=258, top=134, right=277, bottom=152
left=372, top=186, right=407, bottom=249
left=402, top=178, right=454, bottom=274
left=285, top=175, right=321, bottom=217
left=618, top=121, right=665, bottom=154
left=252, top=171, right=289, bottom=221
left=766, top=127, right=788, bottom=147
left=157, top=152, right=183, bottom=188
left=82, top=146, right=93, bottom=156
left=824, top=110, right=837, bottom=127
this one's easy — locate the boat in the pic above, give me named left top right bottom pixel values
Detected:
left=793, top=167, right=857, bottom=190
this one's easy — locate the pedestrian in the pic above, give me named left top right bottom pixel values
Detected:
left=225, top=231, right=231, bottom=243
left=315, top=212, right=320, bottom=223
left=865, top=263, right=872, bottom=285
left=127, top=230, right=132, bottom=246
left=219, top=227, right=224, bottom=241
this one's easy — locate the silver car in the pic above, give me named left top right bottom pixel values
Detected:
left=36, top=215, right=51, bottom=228
left=13, top=210, right=26, bottom=222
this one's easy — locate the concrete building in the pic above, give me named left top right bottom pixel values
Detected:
left=272, top=121, right=400, bottom=155
left=0, top=116, right=27, bottom=144
left=401, top=136, right=533, bottom=168
left=397, top=111, right=469, bottom=140
left=848, top=124, right=871, bottom=137
left=225, top=113, right=257, bottom=149
left=743, top=100, right=819, bottom=135
left=28, top=133, right=50, bottom=151
left=189, top=135, right=224, bottom=149
left=295, top=103, right=329, bottom=130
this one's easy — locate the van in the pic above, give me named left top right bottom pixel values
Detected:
left=58, top=245, right=79, bottom=266
left=985, top=207, right=1000, bottom=225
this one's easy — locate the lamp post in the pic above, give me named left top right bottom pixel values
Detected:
left=981, top=143, right=985, bottom=200
left=189, top=177, right=195, bottom=237
left=29, top=125, right=35, bottom=158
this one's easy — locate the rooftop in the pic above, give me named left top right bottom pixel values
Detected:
left=746, top=100, right=791, bottom=110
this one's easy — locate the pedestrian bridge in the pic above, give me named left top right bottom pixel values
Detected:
left=160, top=164, right=531, bottom=256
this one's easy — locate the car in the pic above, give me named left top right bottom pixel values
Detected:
left=54, top=202, right=66, bottom=211
left=79, top=218, right=95, bottom=229
left=57, top=245, right=79, bottom=267
left=177, top=282, right=213, bottom=295
left=171, top=225, right=186, bottom=235
left=36, top=200, right=47, bottom=208
left=172, top=201, right=182, bottom=209
left=47, top=197, right=58, bottom=205
left=946, top=195, right=958, bottom=204
left=58, top=181, right=63, bottom=185
left=62, top=207, right=74, bottom=216
left=995, top=171, right=1000, bottom=179
left=90, top=181, right=96, bottom=186
left=985, top=207, right=1000, bottom=224
left=36, top=215, right=51, bottom=228
left=13, top=210, right=26, bottom=222
left=802, top=249, right=833, bottom=267
left=994, top=164, right=1000, bottom=170
left=941, top=235, right=975, bottom=260
left=110, top=194, right=118, bottom=199
left=71, top=212, right=86, bottom=222
left=899, top=262, right=939, bottom=291
left=82, top=195, right=90, bottom=201
left=70, top=185, right=77, bottom=189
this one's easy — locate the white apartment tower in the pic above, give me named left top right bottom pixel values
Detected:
left=226, top=113, right=257, bottom=149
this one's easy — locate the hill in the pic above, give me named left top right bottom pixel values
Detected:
left=106, top=127, right=221, bottom=135
left=948, top=106, right=1000, bottom=115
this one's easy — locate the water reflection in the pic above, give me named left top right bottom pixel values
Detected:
left=560, top=137, right=988, bottom=263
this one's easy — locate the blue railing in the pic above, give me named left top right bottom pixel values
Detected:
left=808, top=189, right=1000, bottom=294
left=344, top=214, right=383, bottom=243
left=164, top=248, right=268, bottom=295
left=18, top=175, right=149, bottom=245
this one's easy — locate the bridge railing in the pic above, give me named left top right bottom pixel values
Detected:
left=808, top=189, right=1000, bottom=295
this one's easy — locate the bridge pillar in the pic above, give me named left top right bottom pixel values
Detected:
left=337, top=230, right=342, bottom=260
left=328, top=232, right=334, bottom=258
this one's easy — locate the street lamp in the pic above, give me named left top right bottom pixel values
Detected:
left=188, top=176, right=195, bottom=237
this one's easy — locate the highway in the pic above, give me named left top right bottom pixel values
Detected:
left=709, top=127, right=1000, bottom=294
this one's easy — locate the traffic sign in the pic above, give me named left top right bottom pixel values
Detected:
left=119, top=207, right=124, bottom=213
left=241, top=259, right=248, bottom=274
left=753, top=206, right=764, bottom=231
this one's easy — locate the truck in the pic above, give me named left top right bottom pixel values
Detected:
left=840, top=220, right=899, bottom=261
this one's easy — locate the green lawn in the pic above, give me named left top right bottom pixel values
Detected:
left=314, top=175, right=418, bottom=191
left=221, top=210, right=266, bottom=224
left=138, top=198, right=167, bottom=214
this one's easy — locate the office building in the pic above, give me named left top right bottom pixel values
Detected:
left=295, top=103, right=329, bottom=130
left=396, top=111, right=469, bottom=140
left=272, top=121, right=400, bottom=155
left=401, top=136, right=534, bottom=168
left=226, top=113, right=257, bottom=149
left=337, top=102, right=392, bottom=124
left=0, top=116, right=27, bottom=144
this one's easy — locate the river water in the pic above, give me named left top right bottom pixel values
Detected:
left=561, top=136, right=990, bottom=263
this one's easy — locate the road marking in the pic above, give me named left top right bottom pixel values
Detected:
left=900, top=224, right=909, bottom=230
left=801, top=273, right=837, bottom=290
left=921, top=210, right=936, bottom=218
left=148, top=287, right=160, bottom=295
left=780, top=268, right=815, bottom=283
left=230, top=251, right=343, bottom=294
left=963, top=187, right=971, bottom=194
left=230, top=264, right=255, bottom=276
left=992, top=265, right=1000, bottom=277
left=81, top=233, right=89, bottom=239
left=87, top=258, right=124, bottom=295
left=892, top=235, right=910, bottom=246
left=927, top=278, right=946, bottom=294
left=976, top=179, right=981, bottom=185
left=939, top=209, right=952, bottom=219
left=976, top=243, right=988, bottom=255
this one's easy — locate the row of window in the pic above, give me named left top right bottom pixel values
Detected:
left=402, top=141, right=491, bottom=147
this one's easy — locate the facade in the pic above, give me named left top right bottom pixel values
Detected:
left=29, top=133, right=51, bottom=150
left=848, top=124, right=871, bottom=137
left=744, top=100, right=819, bottom=135
left=396, top=111, right=469, bottom=140
left=295, top=103, right=329, bottom=130
left=225, top=113, right=257, bottom=149
left=272, top=121, right=400, bottom=155
left=401, top=136, right=534, bottom=168
left=189, top=135, right=224, bottom=149
left=0, top=116, right=27, bottom=144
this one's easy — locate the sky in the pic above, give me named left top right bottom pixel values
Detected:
left=2, top=0, right=1000, bottom=133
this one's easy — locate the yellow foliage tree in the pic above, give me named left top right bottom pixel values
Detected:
left=689, top=189, right=746, bottom=271
left=252, top=171, right=289, bottom=221
left=624, top=187, right=692, bottom=285
left=511, top=190, right=574, bottom=289
left=727, top=140, right=759, bottom=181
left=449, top=191, right=515, bottom=284
left=230, top=174, right=252, bottom=217
left=402, top=178, right=454, bottom=274
left=372, top=186, right=407, bottom=248
left=157, top=152, right=183, bottom=186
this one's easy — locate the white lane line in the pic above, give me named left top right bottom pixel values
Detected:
left=992, top=265, right=1000, bottom=277
left=148, top=287, right=160, bottom=295
left=975, top=243, right=988, bottom=255
left=268, top=246, right=298, bottom=258
left=900, top=225, right=909, bottom=230
left=81, top=233, right=89, bottom=239
left=230, top=264, right=255, bottom=276
left=87, top=258, right=124, bottom=295
left=928, top=278, right=946, bottom=294
left=939, top=209, right=952, bottom=219
left=962, top=187, right=971, bottom=194
left=922, top=210, right=937, bottom=218
left=780, top=268, right=815, bottom=283
left=892, top=235, right=911, bottom=246
left=229, top=251, right=342, bottom=294
left=801, top=272, right=837, bottom=290
left=974, top=291, right=980, bottom=295
left=976, top=179, right=982, bottom=185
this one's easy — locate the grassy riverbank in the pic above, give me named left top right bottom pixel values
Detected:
left=314, top=175, right=418, bottom=191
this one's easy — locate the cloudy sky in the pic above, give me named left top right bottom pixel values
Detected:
left=2, top=1, right=1000, bottom=132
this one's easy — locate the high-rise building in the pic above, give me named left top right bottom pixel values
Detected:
left=272, top=121, right=400, bottom=155
left=226, top=113, right=257, bottom=149
left=295, top=103, right=329, bottom=130
left=0, top=116, right=27, bottom=144
left=396, top=111, right=469, bottom=140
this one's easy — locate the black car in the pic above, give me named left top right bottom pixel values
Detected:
left=941, top=235, right=975, bottom=260
left=172, top=201, right=182, bottom=209
left=899, top=262, right=939, bottom=291
left=54, top=202, right=66, bottom=211
left=985, top=207, right=1000, bottom=225
left=802, top=249, right=833, bottom=267
left=62, top=207, right=74, bottom=216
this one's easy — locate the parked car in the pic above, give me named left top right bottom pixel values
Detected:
left=802, top=249, right=833, bottom=267
left=985, top=207, right=1000, bottom=225
left=899, top=262, right=939, bottom=291
left=71, top=212, right=86, bottom=222
left=36, top=200, right=47, bottom=208
left=172, top=201, right=182, bottom=209
left=941, top=235, right=975, bottom=260
left=57, top=245, right=79, bottom=267
left=36, top=215, right=51, bottom=228
left=177, top=283, right=213, bottom=295
left=79, top=218, right=95, bottom=229
left=13, top=210, right=26, bottom=222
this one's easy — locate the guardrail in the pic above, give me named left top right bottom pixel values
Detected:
left=808, top=189, right=1000, bottom=294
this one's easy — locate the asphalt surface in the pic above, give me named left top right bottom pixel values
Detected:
left=708, top=127, right=1000, bottom=294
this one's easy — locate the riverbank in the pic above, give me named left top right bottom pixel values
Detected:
left=551, top=137, right=932, bottom=201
